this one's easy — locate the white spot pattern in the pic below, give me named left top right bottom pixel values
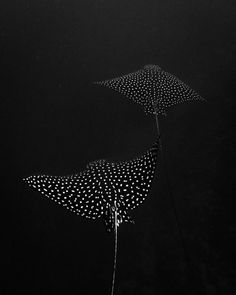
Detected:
left=23, top=141, right=159, bottom=232
left=95, top=64, right=205, bottom=115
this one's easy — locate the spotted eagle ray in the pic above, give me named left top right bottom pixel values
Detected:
left=23, top=140, right=159, bottom=295
left=94, top=64, right=204, bottom=145
left=94, top=64, right=204, bottom=114
left=94, top=64, right=205, bottom=280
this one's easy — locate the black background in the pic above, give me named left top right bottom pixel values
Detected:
left=2, top=0, right=235, bottom=294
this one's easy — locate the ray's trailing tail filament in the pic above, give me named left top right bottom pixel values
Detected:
left=153, top=112, right=193, bottom=282
left=111, top=201, right=118, bottom=295
left=154, top=112, right=162, bottom=151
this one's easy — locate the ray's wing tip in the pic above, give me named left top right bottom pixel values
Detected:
left=22, top=176, right=32, bottom=187
left=190, top=95, right=207, bottom=104
left=199, top=96, right=207, bottom=102
left=93, top=80, right=104, bottom=85
left=148, top=141, right=160, bottom=156
left=152, top=140, right=159, bottom=150
left=190, top=91, right=206, bottom=102
left=22, top=174, right=44, bottom=185
left=22, top=176, right=30, bottom=182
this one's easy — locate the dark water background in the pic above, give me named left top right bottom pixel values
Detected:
left=2, top=0, right=235, bottom=294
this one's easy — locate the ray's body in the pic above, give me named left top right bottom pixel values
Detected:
left=95, top=63, right=204, bottom=150
left=24, top=141, right=159, bottom=295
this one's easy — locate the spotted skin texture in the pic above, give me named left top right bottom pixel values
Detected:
left=95, top=64, right=204, bottom=115
left=23, top=141, right=159, bottom=232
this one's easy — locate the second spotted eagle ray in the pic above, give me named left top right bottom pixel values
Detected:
left=23, top=140, right=159, bottom=295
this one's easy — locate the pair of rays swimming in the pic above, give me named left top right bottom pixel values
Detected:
left=23, top=64, right=205, bottom=295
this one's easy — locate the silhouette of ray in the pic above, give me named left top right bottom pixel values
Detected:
left=23, top=140, right=159, bottom=295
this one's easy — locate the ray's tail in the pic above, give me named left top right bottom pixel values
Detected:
left=155, top=112, right=162, bottom=150
left=154, top=112, right=203, bottom=293
left=154, top=112, right=189, bottom=261
left=155, top=113, right=204, bottom=293
left=111, top=203, right=118, bottom=295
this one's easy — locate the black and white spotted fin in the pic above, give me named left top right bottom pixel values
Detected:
left=23, top=173, right=105, bottom=220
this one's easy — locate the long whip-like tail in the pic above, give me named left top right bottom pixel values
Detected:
left=111, top=203, right=118, bottom=295
left=154, top=112, right=203, bottom=293
left=154, top=112, right=189, bottom=260
left=154, top=111, right=162, bottom=149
